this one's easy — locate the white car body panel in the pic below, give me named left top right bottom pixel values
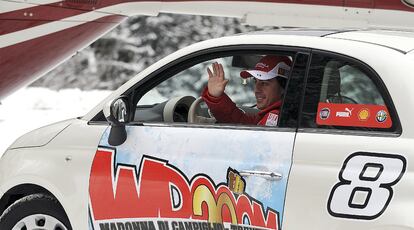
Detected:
left=9, top=119, right=74, bottom=150
left=327, top=30, right=414, bottom=53
left=89, top=126, right=295, bottom=229
left=285, top=134, right=414, bottom=229
left=0, top=119, right=107, bottom=229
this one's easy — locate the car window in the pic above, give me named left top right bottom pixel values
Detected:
left=338, top=65, right=384, bottom=105
left=133, top=52, right=297, bottom=127
left=301, top=52, right=397, bottom=132
left=138, top=56, right=256, bottom=106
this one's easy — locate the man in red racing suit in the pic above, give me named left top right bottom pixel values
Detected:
left=202, top=55, right=292, bottom=126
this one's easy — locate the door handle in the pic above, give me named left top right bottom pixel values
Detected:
left=239, top=170, right=282, bottom=181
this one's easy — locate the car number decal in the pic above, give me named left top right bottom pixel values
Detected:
left=327, top=152, right=406, bottom=220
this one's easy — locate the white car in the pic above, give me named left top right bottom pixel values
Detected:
left=0, top=29, right=413, bottom=230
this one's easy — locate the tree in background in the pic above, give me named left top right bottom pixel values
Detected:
left=32, top=14, right=258, bottom=90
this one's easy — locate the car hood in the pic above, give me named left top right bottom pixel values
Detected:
left=8, top=118, right=76, bottom=150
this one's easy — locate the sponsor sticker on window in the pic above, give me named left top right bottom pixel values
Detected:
left=316, top=103, right=392, bottom=128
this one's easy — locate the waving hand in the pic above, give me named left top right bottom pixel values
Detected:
left=207, top=62, right=229, bottom=97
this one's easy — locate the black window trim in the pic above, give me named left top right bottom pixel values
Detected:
left=279, top=52, right=311, bottom=129
left=297, top=49, right=402, bottom=137
left=90, top=44, right=312, bottom=132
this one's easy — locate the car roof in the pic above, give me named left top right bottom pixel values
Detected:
left=243, top=29, right=414, bottom=54
left=239, top=29, right=347, bottom=37
left=325, top=29, right=414, bottom=54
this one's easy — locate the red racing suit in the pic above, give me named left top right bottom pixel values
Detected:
left=201, top=87, right=281, bottom=126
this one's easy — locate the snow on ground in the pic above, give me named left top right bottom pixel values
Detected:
left=0, top=87, right=112, bottom=155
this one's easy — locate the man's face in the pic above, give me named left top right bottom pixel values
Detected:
left=254, top=78, right=283, bottom=110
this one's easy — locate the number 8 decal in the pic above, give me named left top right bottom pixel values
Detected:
left=328, top=152, right=406, bottom=220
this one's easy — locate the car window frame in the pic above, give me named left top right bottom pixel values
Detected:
left=90, top=45, right=311, bottom=132
left=298, top=49, right=402, bottom=137
left=279, top=52, right=310, bottom=129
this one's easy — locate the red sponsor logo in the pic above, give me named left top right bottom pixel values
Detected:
left=316, top=103, right=392, bottom=128
left=89, top=148, right=279, bottom=230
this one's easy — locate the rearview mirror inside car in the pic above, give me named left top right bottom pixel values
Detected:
left=231, top=55, right=262, bottom=69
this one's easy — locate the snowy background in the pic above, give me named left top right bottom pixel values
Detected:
left=0, top=88, right=112, bottom=154
left=31, top=14, right=260, bottom=90
left=0, top=14, right=266, bottom=155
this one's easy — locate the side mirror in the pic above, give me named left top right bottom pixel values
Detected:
left=103, top=97, right=129, bottom=146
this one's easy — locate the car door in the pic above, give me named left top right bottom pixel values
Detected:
left=283, top=51, right=408, bottom=229
left=87, top=48, right=309, bottom=230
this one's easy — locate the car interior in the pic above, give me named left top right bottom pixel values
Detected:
left=133, top=55, right=272, bottom=124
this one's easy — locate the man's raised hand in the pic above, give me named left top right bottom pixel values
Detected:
left=207, top=62, right=229, bottom=97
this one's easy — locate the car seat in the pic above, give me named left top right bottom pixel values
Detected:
left=321, top=61, right=343, bottom=103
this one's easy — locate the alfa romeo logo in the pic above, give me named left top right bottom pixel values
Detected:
left=376, top=110, right=388, bottom=123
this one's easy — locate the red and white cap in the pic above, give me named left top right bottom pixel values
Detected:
left=240, top=55, right=292, bottom=80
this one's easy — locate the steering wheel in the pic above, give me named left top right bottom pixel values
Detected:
left=188, top=97, right=217, bottom=123
left=163, top=96, right=195, bottom=122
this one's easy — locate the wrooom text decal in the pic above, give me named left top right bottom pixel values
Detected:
left=89, top=148, right=279, bottom=230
